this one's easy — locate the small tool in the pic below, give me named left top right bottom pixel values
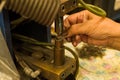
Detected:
left=56, top=34, right=67, bottom=40
left=56, top=28, right=69, bottom=40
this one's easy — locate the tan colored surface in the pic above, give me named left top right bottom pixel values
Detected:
left=65, top=42, right=120, bottom=80
left=114, top=0, right=120, bottom=10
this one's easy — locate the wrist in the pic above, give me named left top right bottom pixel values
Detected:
left=107, top=21, right=120, bottom=50
left=107, top=19, right=120, bottom=37
left=101, top=18, right=120, bottom=50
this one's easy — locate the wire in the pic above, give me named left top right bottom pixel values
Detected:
left=11, top=17, right=26, bottom=30
left=14, top=50, right=41, bottom=79
left=64, top=46, right=79, bottom=78
left=78, top=0, right=107, bottom=17
left=12, top=34, right=54, bottom=46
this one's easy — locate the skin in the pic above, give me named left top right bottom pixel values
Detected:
left=64, top=10, right=120, bottom=50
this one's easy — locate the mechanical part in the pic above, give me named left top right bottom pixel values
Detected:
left=15, top=52, right=41, bottom=79
left=12, top=37, right=77, bottom=80
left=59, top=0, right=106, bottom=17
left=6, top=0, right=60, bottom=26
left=13, top=32, right=79, bottom=79
left=54, top=15, right=65, bottom=66
left=22, top=54, right=76, bottom=80
left=54, top=0, right=79, bottom=66
left=13, top=33, right=77, bottom=80
left=59, top=0, right=78, bottom=16
left=53, top=0, right=79, bottom=78
left=54, top=37, right=65, bottom=66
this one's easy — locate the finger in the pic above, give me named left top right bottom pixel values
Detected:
left=66, top=22, right=90, bottom=37
left=72, top=35, right=81, bottom=47
left=64, top=12, right=82, bottom=25
left=83, top=11, right=88, bottom=22
left=64, top=10, right=89, bottom=28
left=75, top=35, right=82, bottom=43
left=64, top=18, right=71, bottom=29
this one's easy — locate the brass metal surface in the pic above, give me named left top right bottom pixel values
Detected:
left=54, top=46, right=65, bottom=66
left=54, top=16, right=65, bottom=66
left=54, top=0, right=79, bottom=66
left=22, top=55, right=76, bottom=80
left=53, top=0, right=79, bottom=67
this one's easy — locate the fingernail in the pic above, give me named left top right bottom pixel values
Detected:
left=73, top=42, right=77, bottom=47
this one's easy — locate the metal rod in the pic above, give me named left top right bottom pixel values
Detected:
left=54, top=15, right=65, bottom=66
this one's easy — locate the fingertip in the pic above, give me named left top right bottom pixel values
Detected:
left=64, top=18, right=71, bottom=28
left=75, top=35, right=81, bottom=42
left=72, top=42, right=77, bottom=47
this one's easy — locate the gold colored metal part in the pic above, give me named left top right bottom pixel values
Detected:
left=54, top=39, right=65, bottom=66
left=54, top=0, right=79, bottom=66
left=22, top=55, right=76, bottom=80
left=13, top=0, right=79, bottom=79
left=53, top=0, right=79, bottom=74
left=54, top=15, right=65, bottom=66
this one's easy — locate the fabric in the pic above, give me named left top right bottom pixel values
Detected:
left=77, top=49, right=120, bottom=80
left=64, top=43, right=120, bottom=80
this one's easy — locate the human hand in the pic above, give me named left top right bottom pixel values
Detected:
left=64, top=10, right=120, bottom=48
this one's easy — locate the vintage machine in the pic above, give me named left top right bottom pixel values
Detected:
left=0, top=0, right=80, bottom=80
left=0, top=0, right=119, bottom=80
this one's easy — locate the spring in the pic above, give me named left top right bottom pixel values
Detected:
left=6, top=0, right=60, bottom=26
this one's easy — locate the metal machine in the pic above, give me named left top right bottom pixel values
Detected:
left=0, top=0, right=80, bottom=80
left=0, top=0, right=120, bottom=80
